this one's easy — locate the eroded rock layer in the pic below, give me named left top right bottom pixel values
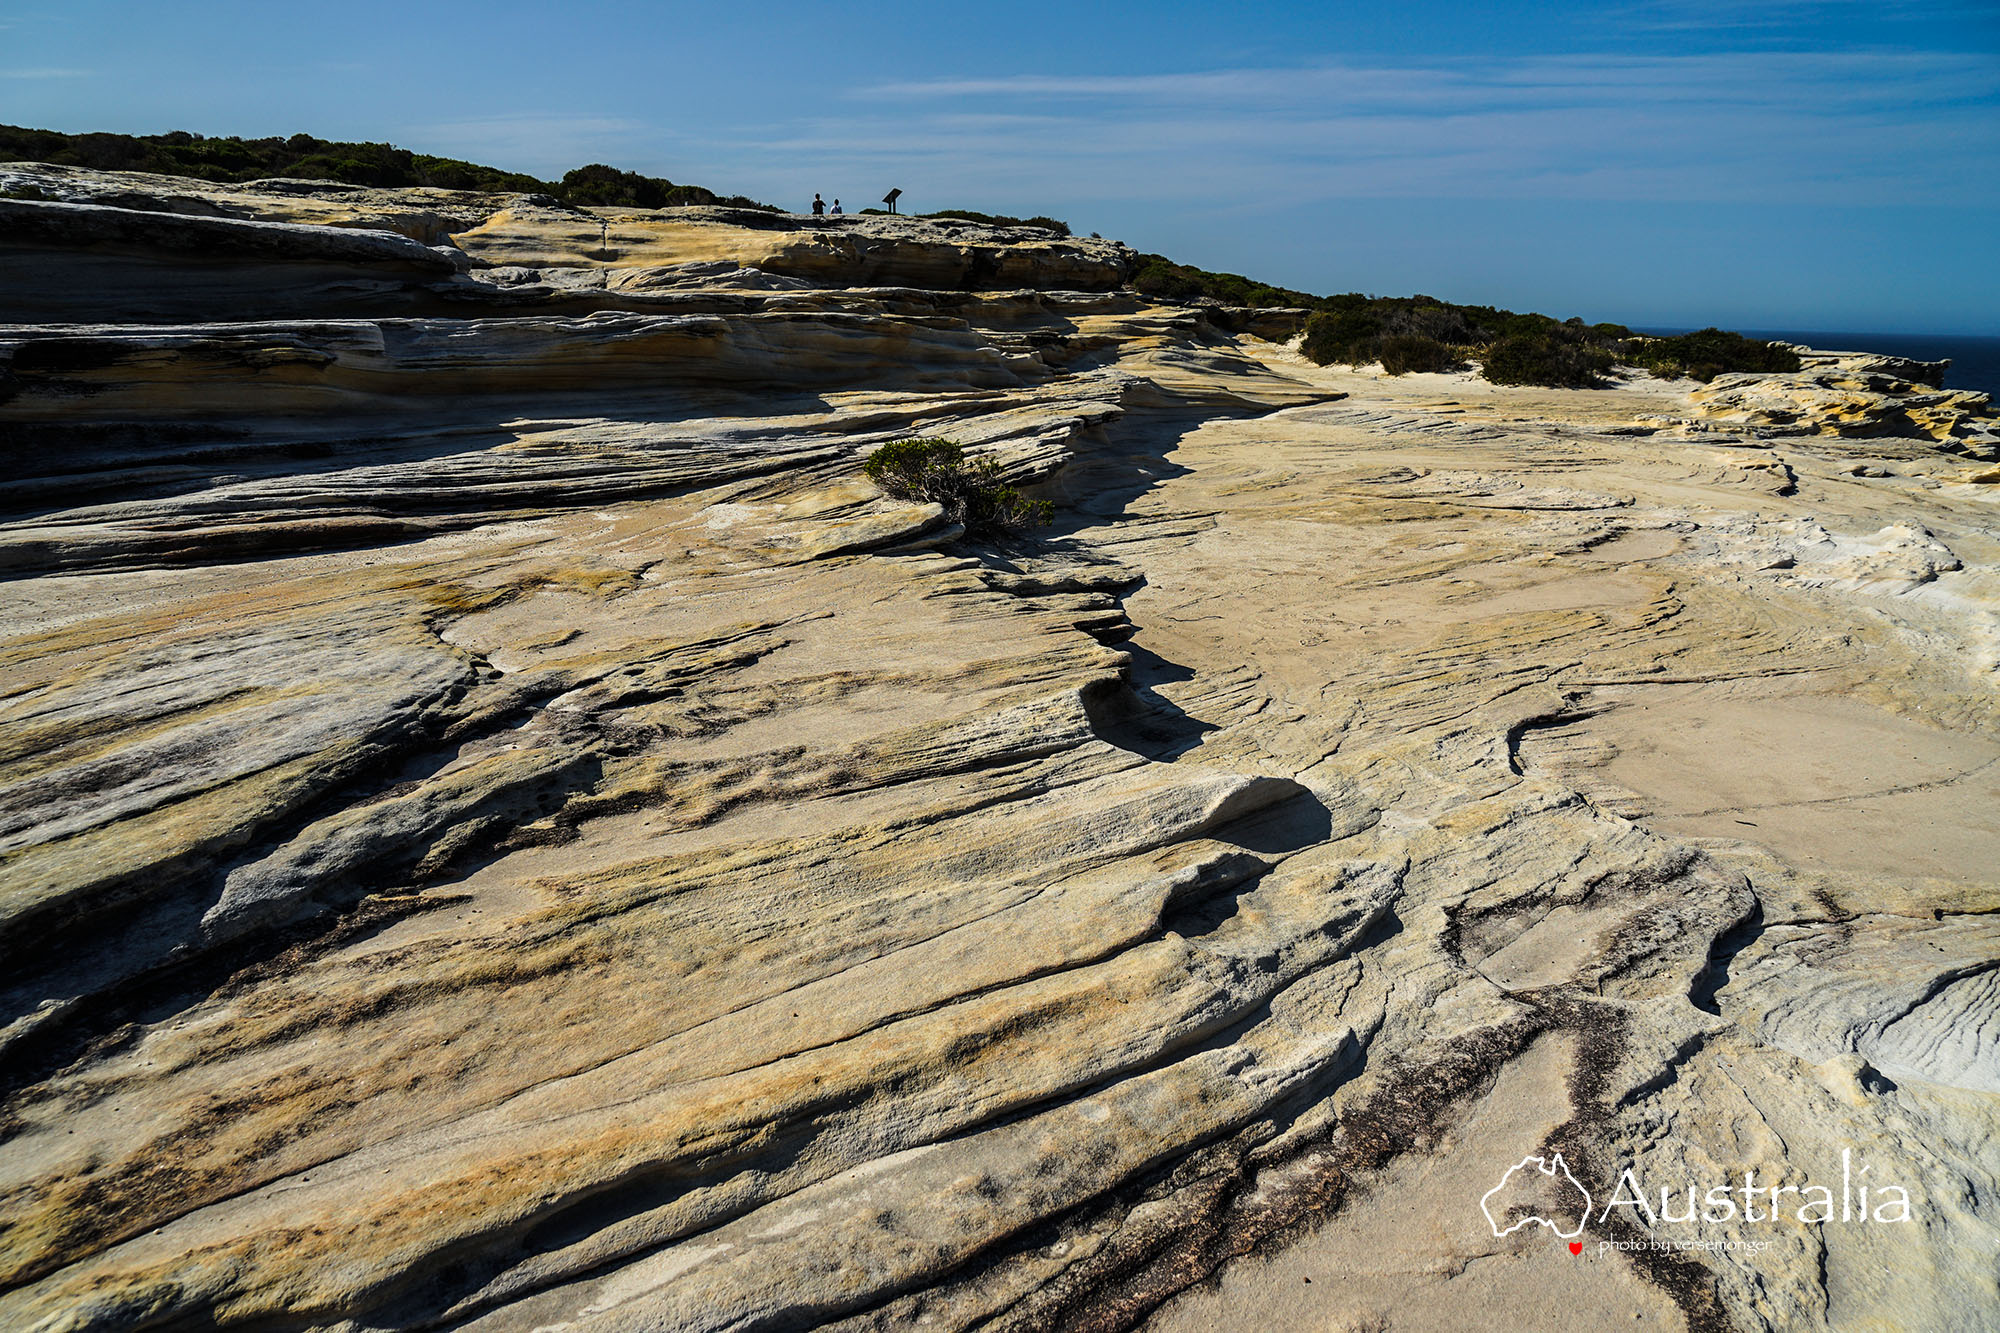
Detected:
left=1687, top=358, right=1999, bottom=456
left=2, top=168, right=1997, bottom=1333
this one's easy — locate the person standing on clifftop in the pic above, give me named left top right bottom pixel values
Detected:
left=811, top=193, right=825, bottom=216
left=830, top=199, right=843, bottom=215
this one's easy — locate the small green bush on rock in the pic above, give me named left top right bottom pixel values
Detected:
left=862, top=438, right=1052, bottom=536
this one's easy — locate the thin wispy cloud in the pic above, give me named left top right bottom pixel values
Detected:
left=860, top=50, right=1999, bottom=111
left=1614, top=0, right=1973, bottom=32
left=1, top=67, right=91, bottom=79
left=752, top=48, right=1995, bottom=212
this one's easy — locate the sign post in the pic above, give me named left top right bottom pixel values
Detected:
left=882, top=188, right=903, bottom=216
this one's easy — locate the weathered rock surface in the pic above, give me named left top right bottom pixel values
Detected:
left=0, top=161, right=518, bottom=240
left=1, top=162, right=1134, bottom=323
left=1688, top=363, right=2000, bottom=456
left=453, top=201, right=1134, bottom=291
left=1, top=171, right=1997, bottom=1333
left=1784, top=343, right=1950, bottom=389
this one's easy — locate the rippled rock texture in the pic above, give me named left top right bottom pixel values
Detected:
left=2, top=168, right=1997, bottom=1333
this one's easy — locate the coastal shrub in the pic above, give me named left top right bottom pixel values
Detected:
left=1378, top=335, right=1465, bottom=375
left=1301, top=303, right=1387, bottom=365
left=0, top=123, right=781, bottom=208
left=1274, top=290, right=1793, bottom=390
left=558, top=164, right=682, bottom=208
left=1304, top=297, right=1497, bottom=367
left=862, top=438, right=1052, bottom=536
left=1129, top=254, right=1317, bottom=309
left=1480, top=331, right=1616, bottom=387
left=1622, top=328, right=1800, bottom=382
left=282, top=152, right=410, bottom=188
left=562, top=177, right=778, bottom=212
left=0, top=123, right=552, bottom=190
left=924, top=209, right=1071, bottom=236
left=1383, top=299, right=1486, bottom=346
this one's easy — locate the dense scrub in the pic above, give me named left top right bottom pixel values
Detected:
left=862, top=439, right=1052, bottom=536
left=1, top=124, right=545, bottom=191
left=555, top=163, right=777, bottom=212
left=1295, top=292, right=1796, bottom=387
left=1481, top=331, right=1617, bottom=387
left=1378, top=335, right=1466, bottom=376
left=0, top=124, right=778, bottom=211
left=1304, top=295, right=1631, bottom=384
left=1127, top=254, right=1319, bottom=309
left=1114, top=253, right=1796, bottom=389
left=922, top=210, right=1071, bottom=236
left=1618, top=328, right=1801, bottom=382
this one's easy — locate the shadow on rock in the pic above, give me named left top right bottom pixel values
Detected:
left=1083, top=646, right=1219, bottom=761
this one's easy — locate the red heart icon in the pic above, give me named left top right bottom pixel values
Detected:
left=1569, top=1241, right=1583, bottom=1255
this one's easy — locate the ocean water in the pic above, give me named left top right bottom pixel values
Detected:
left=1640, top=328, right=2000, bottom=399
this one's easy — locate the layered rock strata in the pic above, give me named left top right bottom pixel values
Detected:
left=1, top=164, right=1134, bottom=322
left=1, top=168, right=1997, bottom=1333
left=1687, top=358, right=1999, bottom=457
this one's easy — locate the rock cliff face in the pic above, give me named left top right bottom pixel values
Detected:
left=1, top=163, right=1134, bottom=322
left=2, top=167, right=1998, bottom=1333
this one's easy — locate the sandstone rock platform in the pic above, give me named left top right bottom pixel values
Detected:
left=2, top=168, right=1996, bottom=1333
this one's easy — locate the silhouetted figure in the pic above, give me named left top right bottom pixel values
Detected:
left=830, top=198, right=843, bottom=215
left=811, top=193, right=825, bottom=216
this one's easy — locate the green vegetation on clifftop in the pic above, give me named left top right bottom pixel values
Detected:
left=1117, top=255, right=1799, bottom=389
left=552, top=163, right=777, bottom=212
left=1297, top=293, right=1797, bottom=388
left=0, top=124, right=779, bottom=212
left=1619, top=328, right=1803, bottom=382
left=922, top=210, right=1071, bottom=236
left=1127, top=253, right=1320, bottom=308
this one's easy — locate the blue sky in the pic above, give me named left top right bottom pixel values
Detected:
left=5, top=0, right=1997, bottom=332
